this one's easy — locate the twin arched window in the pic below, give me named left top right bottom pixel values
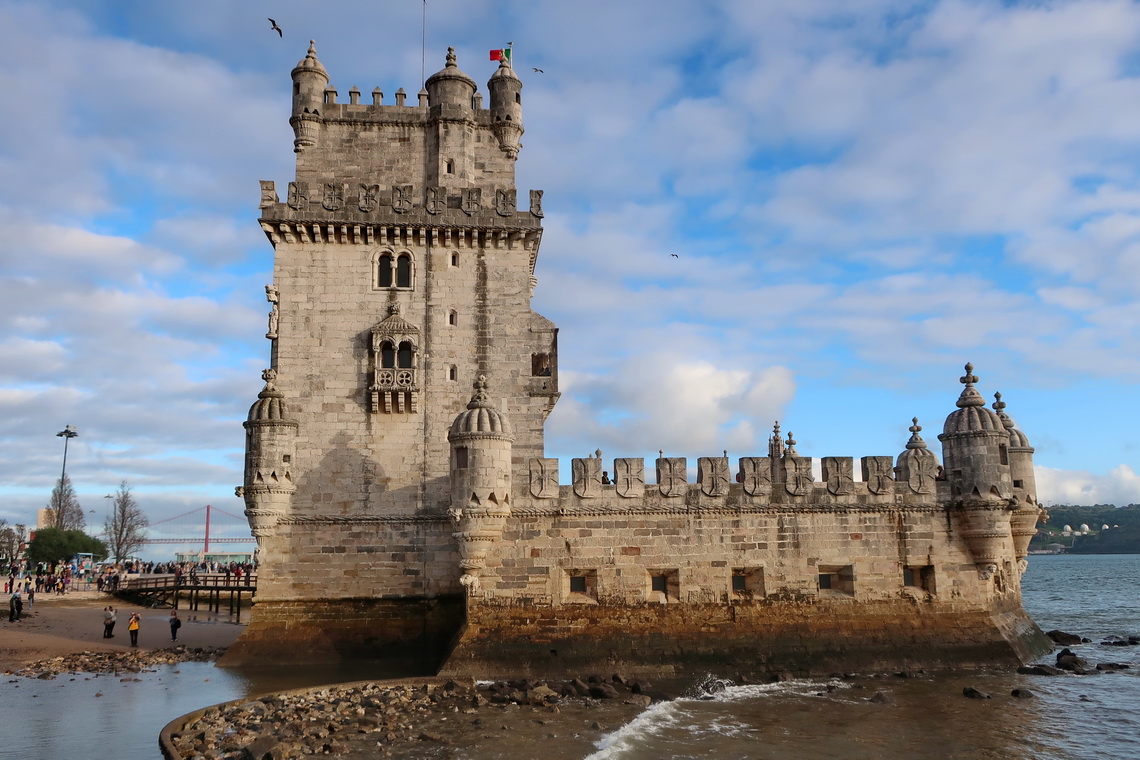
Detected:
left=379, top=340, right=415, bottom=369
left=376, top=252, right=413, bottom=288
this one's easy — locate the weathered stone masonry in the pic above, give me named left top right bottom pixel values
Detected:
left=226, top=43, right=1051, bottom=677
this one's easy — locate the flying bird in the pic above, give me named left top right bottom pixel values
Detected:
left=268, top=18, right=283, bottom=37
left=532, top=67, right=544, bottom=73
left=670, top=253, right=679, bottom=258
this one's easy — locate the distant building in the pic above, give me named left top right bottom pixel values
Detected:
left=227, top=44, right=1052, bottom=679
left=36, top=508, right=55, bottom=530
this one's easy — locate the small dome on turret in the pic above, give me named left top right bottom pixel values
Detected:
left=449, top=376, right=513, bottom=439
left=292, top=40, right=329, bottom=79
left=943, top=363, right=1004, bottom=435
left=247, top=369, right=290, bottom=422
left=425, top=47, right=476, bottom=107
left=488, top=58, right=520, bottom=84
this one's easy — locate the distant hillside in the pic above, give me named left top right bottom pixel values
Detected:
left=1031, top=504, right=1140, bottom=554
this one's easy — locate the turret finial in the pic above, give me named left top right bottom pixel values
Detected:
left=785, top=432, right=798, bottom=456
left=388, top=303, right=401, bottom=316
left=467, top=374, right=489, bottom=408
left=446, top=46, right=457, bottom=67
left=955, top=362, right=985, bottom=408
left=992, top=391, right=1006, bottom=414
left=261, top=367, right=277, bottom=389
left=906, top=417, right=928, bottom=449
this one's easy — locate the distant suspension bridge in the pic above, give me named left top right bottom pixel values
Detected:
left=126, top=504, right=255, bottom=550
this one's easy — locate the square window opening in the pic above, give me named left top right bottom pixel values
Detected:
left=817, top=564, right=855, bottom=596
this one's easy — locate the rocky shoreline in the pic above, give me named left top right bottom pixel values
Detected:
left=166, top=675, right=661, bottom=760
left=4, top=644, right=228, bottom=680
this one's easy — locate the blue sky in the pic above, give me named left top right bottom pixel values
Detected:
left=1, top=0, right=1138, bottom=557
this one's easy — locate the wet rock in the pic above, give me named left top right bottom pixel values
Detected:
left=1055, top=649, right=1090, bottom=671
left=1017, top=664, right=1064, bottom=676
left=624, top=694, right=652, bottom=708
left=1099, top=636, right=1133, bottom=647
left=962, top=686, right=991, bottom=699
left=1046, top=629, right=1083, bottom=646
left=588, top=683, right=619, bottom=699
left=869, top=691, right=893, bottom=704
left=1096, top=663, right=1130, bottom=671
left=1011, top=689, right=1035, bottom=699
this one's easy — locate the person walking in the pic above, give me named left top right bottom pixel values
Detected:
left=107, top=606, right=117, bottom=638
left=128, top=613, right=140, bottom=647
left=8, top=591, right=18, bottom=622
left=169, top=610, right=181, bottom=642
left=102, top=606, right=114, bottom=638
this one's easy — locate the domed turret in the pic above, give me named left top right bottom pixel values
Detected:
left=290, top=41, right=329, bottom=151
left=487, top=58, right=523, bottom=158
left=426, top=47, right=477, bottom=113
left=447, top=376, right=514, bottom=592
left=993, top=392, right=1041, bottom=562
left=938, top=364, right=1016, bottom=578
left=896, top=418, right=939, bottom=495
left=243, top=369, right=298, bottom=542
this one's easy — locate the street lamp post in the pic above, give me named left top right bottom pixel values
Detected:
left=55, top=425, right=78, bottom=527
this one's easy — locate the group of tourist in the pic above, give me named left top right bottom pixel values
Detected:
left=101, top=606, right=181, bottom=646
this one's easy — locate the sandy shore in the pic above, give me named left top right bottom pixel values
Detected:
left=0, top=588, right=246, bottom=672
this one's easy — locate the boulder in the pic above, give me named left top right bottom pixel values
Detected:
left=1017, top=664, right=1064, bottom=676
left=1010, top=689, right=1035, bottom=699
left=962, top=686, right=991, bottom=699
left=241, top=735, right=283, bottom=760
left=869, top=691, right=893, bottom=704
left=1045, top=630, right=1083, bottom=646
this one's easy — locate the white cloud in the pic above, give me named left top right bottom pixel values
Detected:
left=1036, top=464, right=1140, bottom=507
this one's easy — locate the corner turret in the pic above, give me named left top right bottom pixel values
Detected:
left=993, top=392, right=1042, bottom=563
left=447, top=376, right=514, bottom=592
left=938, top=364, right=1016, bottom=578
left=487, top=58, right=523, bottom=158
left=290, top=41, right=329, bottom=152
left=242, top=369, right=298, bottom=543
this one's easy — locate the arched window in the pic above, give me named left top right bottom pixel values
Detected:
left=397, top=341, right=414, bottom=368
left=381, top=341, right=396, bottom=368
left=515, top=93, right=521, bottom=104
left=446, top=159, right=455, bottom=174
left=396, top=254, right=412, bottom=288
left=449, top=365, right=457, bottom=381
left=451, top=252, right=458, bottom=267
left=448, top=310, right=457, bottom=326
left=377, top=254, right=393, bottom=287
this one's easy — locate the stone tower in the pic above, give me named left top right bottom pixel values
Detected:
left=229, top=44, right=558, bottom=666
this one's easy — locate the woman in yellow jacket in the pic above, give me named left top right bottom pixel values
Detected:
left=128, top=612, right=140, bottom=647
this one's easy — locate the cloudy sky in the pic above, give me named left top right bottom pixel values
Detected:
left=2, top=0, right=1138, bottom=556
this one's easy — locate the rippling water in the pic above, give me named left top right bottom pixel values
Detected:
left=1, top=554, right=1137, bottom=760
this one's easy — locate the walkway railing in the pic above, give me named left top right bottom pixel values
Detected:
left=113, top=573, right=258, bottom=619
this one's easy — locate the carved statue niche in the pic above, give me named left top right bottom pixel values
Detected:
left=287, top=181, right=310, bottom=210
left=613, top=458, right=645, bottom=498
left=822, top=457, right=854, bottom=496
left=495, top=189, right=516, bottom=216
left=322, top=182, right=345, bottom=211
left=529, top=189, right=544, bottom=218
left=698, top=457, right=731, bottom=497
left=462, top=187, right=482, bottom=215
left=426, top=186, right=446, bottom=215
left=358, top=184, right=380, bottom=212
left=657, top=456, right=687, bottom=498
left=862, top=456, right=896, bottom=495
left=572, top=457, right=601, bottom=498
left=259, top=181, right=278, bottom=209
left=739, top=457, right=772, bottom=498
left=529, top=458, right=559, bottom=499
left=392, top=184, right=413, bottom=213
left=783, top=456, right=813, bottom=496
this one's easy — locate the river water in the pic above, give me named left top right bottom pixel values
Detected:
left=1, top=554, right=1137, bottom=760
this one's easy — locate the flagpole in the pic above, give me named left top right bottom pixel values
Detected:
left=421, top=0, right=427, bottom=85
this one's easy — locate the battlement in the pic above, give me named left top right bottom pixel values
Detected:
left=519, top=452, right=942, bottom=510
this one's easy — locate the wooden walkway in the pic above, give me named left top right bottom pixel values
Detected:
left=114, top=573, right=257, bottom=619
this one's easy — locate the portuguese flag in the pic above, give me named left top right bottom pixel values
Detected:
left=489, top=47, right=511, bottom=62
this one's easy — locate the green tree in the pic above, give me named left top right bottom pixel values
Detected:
left=104, top=480, right=149, bottom=563
left=26, top=528, right=106, bottom=565
left=47, top=474, right=85, bottom=531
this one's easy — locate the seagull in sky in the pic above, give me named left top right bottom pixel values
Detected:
left=670, top=253, right=679, bottom=258
left=532, top=67, right=544, bottom=73
left=268, top=18, right=283, bottom=37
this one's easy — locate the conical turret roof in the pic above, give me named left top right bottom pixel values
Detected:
left=449, top=376, right=513, bottom=439
left=942, top=363, right=1004, bottom=435
left=292, top=40, right=329, bottom=79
